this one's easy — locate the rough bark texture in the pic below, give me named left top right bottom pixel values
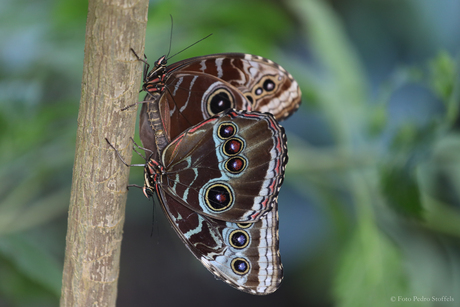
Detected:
left=60, top=0, right=149, bottom=306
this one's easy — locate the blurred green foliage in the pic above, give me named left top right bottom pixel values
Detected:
left=0, top=0, right=459, bottom=306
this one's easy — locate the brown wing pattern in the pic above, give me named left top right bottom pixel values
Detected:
left=158, top=190, right=283, bottom=295
left=139, top=53, right=301, bottom=155
left=158, top=109, right=287, bottom=222
left=146, top=109, right=285, bottom=295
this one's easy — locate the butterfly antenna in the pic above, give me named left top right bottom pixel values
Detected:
left=166, top=14, right=174, bottom=59
left=166, top=33, right=213, bottom=61
left=150, top=195, right=162, bottom=240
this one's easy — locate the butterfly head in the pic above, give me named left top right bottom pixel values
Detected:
left=150, top=55, right=167, bottom=75
left=143, top=159, right=163, bottom=199
left=155, top=55, right=168, bottom=67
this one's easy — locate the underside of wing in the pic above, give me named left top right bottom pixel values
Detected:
left=159, top=109, right=288, bottom=223
left=158, top=189, right=283, bottom=295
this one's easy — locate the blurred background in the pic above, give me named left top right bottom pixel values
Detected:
left=1, top=0, right=460, bottom=306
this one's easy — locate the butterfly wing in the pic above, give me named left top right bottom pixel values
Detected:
left=156, top=189, right=282, bottom=295
left=157, top=72, right=252, bottom=143
left=139, top=53, right=301, bottom=155
left=157, top=109, right=287, bottom=222
left=164, top=53, right=302, bottom=121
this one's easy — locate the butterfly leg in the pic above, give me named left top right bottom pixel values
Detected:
left=120, top=99, right=150, bottom=111
left=105, top=138, right=145, bottom=191
left=105, top=138, right=145, bottom=167
left=129, top=137, right=154, bottom=158
left=130, top=48, right=150, bottom=78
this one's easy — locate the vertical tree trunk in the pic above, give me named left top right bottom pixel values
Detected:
left=60, top=0, right=149, bottom=305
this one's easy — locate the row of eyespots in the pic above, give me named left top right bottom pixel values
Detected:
left=203, top=122, right=242, bottom=212
left=229, top=223, right=252, bottom=275
left=245, top=76, right=277, bottom=104
left=218, top=123, right=247, bottom=174
left=208, top=122, right=252, bottom=275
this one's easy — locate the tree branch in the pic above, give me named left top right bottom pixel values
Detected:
left=60, top=0, right=149, bottom=305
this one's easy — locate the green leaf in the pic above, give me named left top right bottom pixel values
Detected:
left=428, top=52, right=460, bottom=128
left=429, top=51, right=457, bottom=103
left=289, top=0, right=369, bottom=145
left=334, top=225, right=409, bottom=307
left=417, top=134, right=460, bottom=237
left=381, top=164, right=423, bottom=218
left=292, top=0, right=368, bottom=103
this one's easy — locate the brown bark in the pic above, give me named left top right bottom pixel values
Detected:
left=60, top=0, right=149, bottom=305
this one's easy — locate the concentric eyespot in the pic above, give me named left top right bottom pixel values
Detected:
left=218, top=122, right=237, bottom=139
left=205, top=183, right=233, bottom=212
left=225, top=156, right=246, bottom=174
left=223, top=138, right=244, bottom=156
left=263, top=78, right=275, bottom=92
left=231, top=258, right=250, bottom=275
left=245, top=94, right=254, bottom=104
left=207, top=88, right=234, bottom=116
left=251, top=76, right=279, bottom=98
left=229, top=230, right=249, bottom=249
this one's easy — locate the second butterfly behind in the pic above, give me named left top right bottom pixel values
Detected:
left=136, top=52, right=301, bottom=157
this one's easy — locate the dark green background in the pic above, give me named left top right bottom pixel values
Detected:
left=1, top=0, right=459, bottom=306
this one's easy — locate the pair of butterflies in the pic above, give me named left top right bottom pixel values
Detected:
left=128, top=51, right=301, bottom=295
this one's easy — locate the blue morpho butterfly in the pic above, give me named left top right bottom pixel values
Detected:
left=114, top=34, right=300, bottom=294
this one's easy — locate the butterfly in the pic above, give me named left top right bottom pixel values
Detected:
left=133, top=52, right=301, bottom=159
left=135, top=109, right=288, bottom=294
